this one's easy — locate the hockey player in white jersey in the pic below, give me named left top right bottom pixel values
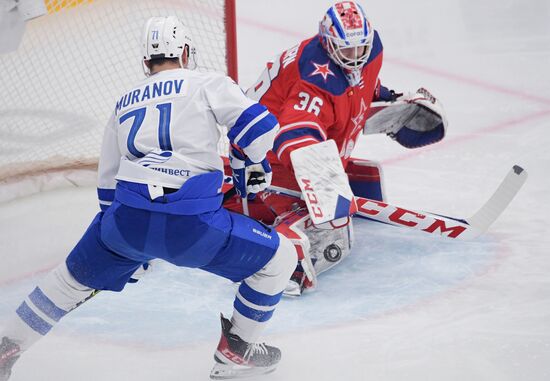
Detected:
left=0, top=16, right=296, bottom=380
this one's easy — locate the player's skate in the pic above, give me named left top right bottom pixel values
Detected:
left=210, top=314, right=281, bottom=379
left=0, top=337, right=20, bottom=381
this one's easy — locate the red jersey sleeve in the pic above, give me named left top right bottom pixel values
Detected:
left=372, top=78, right=382, bottom=101
left=272, top=80, right=335, bottom=169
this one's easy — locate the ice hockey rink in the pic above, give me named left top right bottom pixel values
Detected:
left=1, top=0, right=549, bottom=380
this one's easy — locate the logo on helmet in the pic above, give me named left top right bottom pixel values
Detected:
left=345, top=30, right=364, bottom=38
left=335, top=2, right=363, bottom=30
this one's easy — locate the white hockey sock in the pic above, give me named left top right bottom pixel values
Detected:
left=2, top=262, right=95, bottom=351
left=230, top=235, right=296, bottom=343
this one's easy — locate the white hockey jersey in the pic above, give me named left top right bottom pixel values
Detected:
left=97, top=68, right=279, bottom=211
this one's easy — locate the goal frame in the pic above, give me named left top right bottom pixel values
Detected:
left=0, top=0, right=239, bottom=202
left=225, top=0, right=238, bottom=83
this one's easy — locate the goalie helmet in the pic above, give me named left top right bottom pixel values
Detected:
left=319, top=1, right=374, bottom=71
left=142, top=16, right=197, bottom=76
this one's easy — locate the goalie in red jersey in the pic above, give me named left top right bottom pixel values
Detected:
left=225, top=1, right=448, bottom=296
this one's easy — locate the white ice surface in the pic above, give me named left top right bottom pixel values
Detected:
left=1, top=0, right=550, bottom=380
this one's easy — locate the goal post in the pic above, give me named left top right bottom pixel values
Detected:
left=0, top=0, right=237, bottom=202
left=224, top=0, right=238, bottom=83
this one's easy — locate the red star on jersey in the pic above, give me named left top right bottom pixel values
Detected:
left=309, top=61, right=335, bottom=81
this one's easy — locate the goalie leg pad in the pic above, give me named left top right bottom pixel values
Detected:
left=346, top=158, right=385, bottom=201
left=307, top=218, right=353, bottom=275
left=275, top=208, right=354, bottom=295
left=290, top=140, right=357, bottom=224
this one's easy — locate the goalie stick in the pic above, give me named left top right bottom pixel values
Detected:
left=268, top=165, right=527, bottom=240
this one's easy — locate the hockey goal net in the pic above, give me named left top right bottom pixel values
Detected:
left=0, top=0, right=236, bottom=202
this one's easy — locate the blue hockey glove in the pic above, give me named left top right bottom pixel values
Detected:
left=229, top=146, right=272, bottom=198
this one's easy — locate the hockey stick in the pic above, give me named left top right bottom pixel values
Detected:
left=222, top=185, right=250, bottom=216
left=268, top=165, right=527, bottom=240
left=223, top=186, right=237, bottom=202
left=223, top=170, right=268, bottom=216
left=222, top=186, right=252, bottom=216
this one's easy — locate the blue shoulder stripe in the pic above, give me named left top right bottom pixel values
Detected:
left=299, top=38, right=349, bottom=95
left=273, top=127, right=324, bottom=153
left=228, top=103, right=278, bottom=149
left=366, top=30, right=383, bottom=65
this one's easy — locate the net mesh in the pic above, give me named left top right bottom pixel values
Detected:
left=0, top=0, right=231, bottom=184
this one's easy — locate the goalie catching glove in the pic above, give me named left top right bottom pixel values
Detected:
left=365, top=87, right=448, bottom=148
left=229, top=145, right=272, bottom=198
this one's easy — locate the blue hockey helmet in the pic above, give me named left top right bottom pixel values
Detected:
left=319, top=1, right=374, bottom=70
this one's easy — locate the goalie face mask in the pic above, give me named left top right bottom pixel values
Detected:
left=319, top=1, right=374, bottom=70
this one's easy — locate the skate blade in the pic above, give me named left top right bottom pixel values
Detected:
left=210, top=362, right=277, bottom=379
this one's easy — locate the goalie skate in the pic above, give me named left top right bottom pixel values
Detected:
left=210, top=315, right=281, bottom=379
left=0, top=337, right=20, bottom=381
